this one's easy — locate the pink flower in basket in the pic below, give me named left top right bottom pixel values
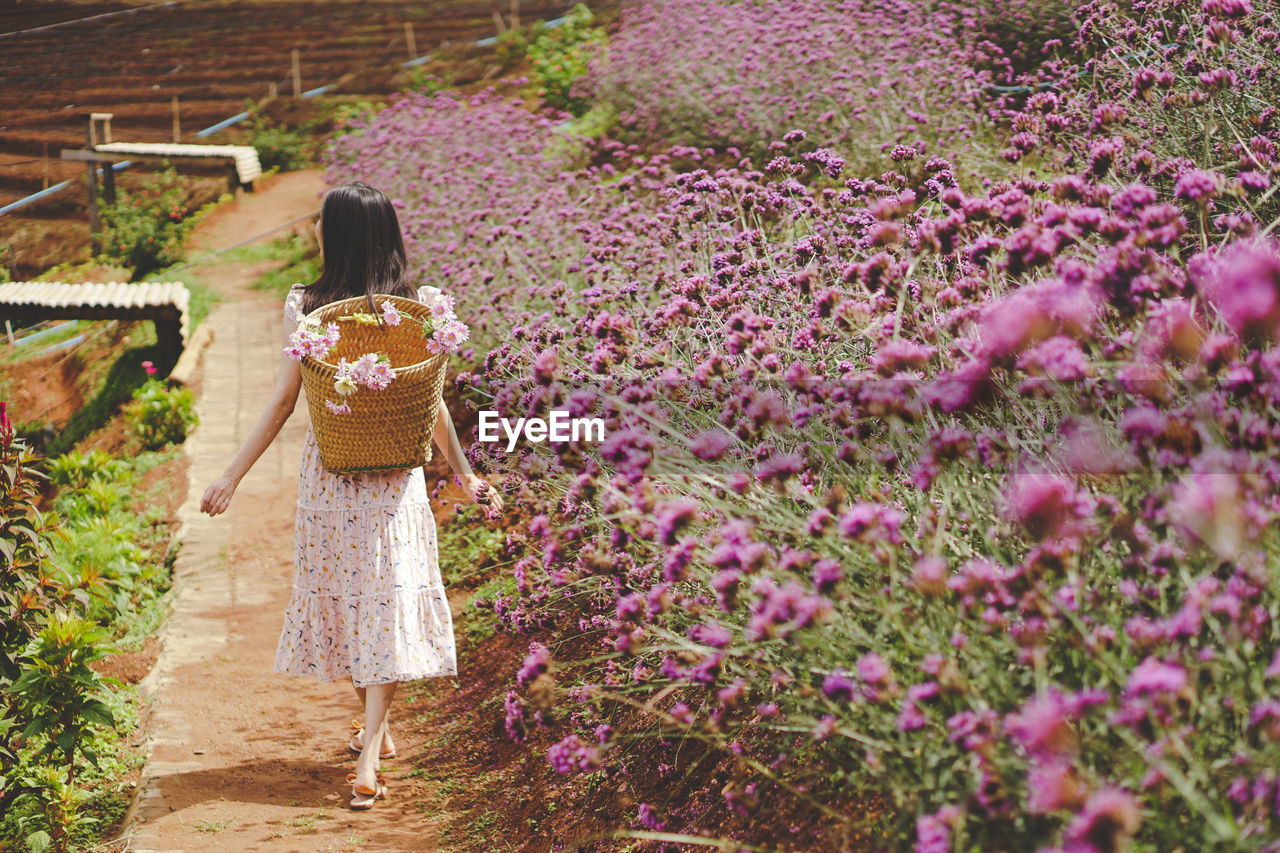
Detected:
left=285, top=290, right=468, bottom=415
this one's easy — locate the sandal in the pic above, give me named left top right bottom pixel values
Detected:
left=348, top=720, right=397, bottom=759
left=347, top=772, right=388, bottom=810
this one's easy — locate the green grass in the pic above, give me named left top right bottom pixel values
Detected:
left=142, top=269, right=221, bottom=330
left=284, top=812, right=330, bottom=831
left=249, top=233, right=321, bottom=298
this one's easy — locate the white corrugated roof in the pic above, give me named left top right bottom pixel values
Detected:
left=94, top=141, right=262, bottom=184
left=0, top=280, right=191, bottom=350
left=0, top=281, right=187, bottom=308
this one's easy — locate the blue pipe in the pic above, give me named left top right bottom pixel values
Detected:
left=38, top=334, right=85, bottom=357
left=0, top=161, right=131, bottom=216
left=0, top=179, right=75, bottom=216
left=195, top=110, right=251, bottom=138
left=301, top=84, right=335, bottom=99
left=14, top=321, right=76, bottom=347
left=478, top=13, right=571, bottom=45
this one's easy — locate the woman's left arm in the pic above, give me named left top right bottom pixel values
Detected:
left=432, top=398, right=503, bottom=514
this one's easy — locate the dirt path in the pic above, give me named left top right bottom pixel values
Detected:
left=126, top=171, right=462, bottom=853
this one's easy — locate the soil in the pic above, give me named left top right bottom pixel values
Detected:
left=94, top=636, right=163, bottom=686
left=1, top=317, right=140, bottom=432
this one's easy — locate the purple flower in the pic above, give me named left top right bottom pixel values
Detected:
left=688, top=621, right=733, bottom=649
left=1017, top=336, right=1090, bottom=382
left=655, top=500, right=698, bottom=545
left=911, top=555, right=948, bottom=596
left=1002, top=470, right=1082, bottom=541
left=810, top=558, right=842, bottom=594
left=822, top=669, right=856, bottom=703
left=837, top=502, right=905, bottom=545
left=980, top=291, right=1055, bottom=360
left=1249, top=699, right=1280, bottom=739
left=1063, top=787, right=1141, bottom=850
left=547, top=734, right=601, bottom=774
left=1175, top=168, right=1222, bottom=202
left=379, top=300, right=401, bottom=326
left=755, top=452, right=804, bottom=487
left=1005, top=691, right=1076, bottom=758
left=637, top=802, right=665, bottom=831
left=858, top=652, right=890, bottom=685
left=690, top=429, right=734, bottom=461
left=1198, top=239, right=1280, bottom=342
left=1203, top=0, right=1251, bottom=17
left=1026, top=760, right=1081, bottom=813
left=1125, top=657, right=1187, bottom=698
left=517, top=642, right=551, bottom=687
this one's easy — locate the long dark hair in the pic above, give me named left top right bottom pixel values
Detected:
left=301, top=182, right=416, bottom=315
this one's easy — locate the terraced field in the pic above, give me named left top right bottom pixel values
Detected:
left=0, top=0, right=572, bottom=272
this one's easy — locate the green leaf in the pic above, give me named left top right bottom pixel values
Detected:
left=24, top=830, right=52, bottom=853
left=54, top=729, right=76, bottom=756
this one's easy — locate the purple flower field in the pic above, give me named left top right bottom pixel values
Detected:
left=328, top=0, right=1280, bottom=849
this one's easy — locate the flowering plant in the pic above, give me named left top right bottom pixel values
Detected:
left=284, top=290, right=469, bottom=415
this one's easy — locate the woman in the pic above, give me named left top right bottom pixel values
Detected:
left=199, top=181, right=502, bottom=809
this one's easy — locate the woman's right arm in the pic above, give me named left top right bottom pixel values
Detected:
left=200, top=315, right=304, bottom=516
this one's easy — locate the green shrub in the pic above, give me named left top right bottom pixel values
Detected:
left=331, top=99, right=387, bottom=137
left=98, top=165, right=191, bottom=280
left=0, top=423, right=62, bottom=686
left=245, top=113, right=311, bottom=171
left=495, top=28, right=529, bottom=66
left=123, top=378, right=197, bottom=450
left=0, top=245, right=13, bottom=284
left=527, top=4, right=606, bottom=116
left=406, top=67, right=454, bottom=96
left=2, top=427, right=169, bottom=847
left=6, top=615, right=115, bottom=788
left=45, top=344, right=160, bottom=458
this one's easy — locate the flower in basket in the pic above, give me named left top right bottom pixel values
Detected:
left=284, top=290, right=469, bottom=416
left=285, top=321, right=341, bottom=361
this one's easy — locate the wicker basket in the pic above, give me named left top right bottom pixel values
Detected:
left=297, top=293, right=449, bottom=474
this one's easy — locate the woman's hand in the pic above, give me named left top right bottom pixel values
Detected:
left=200, top=473, right=238, bottom=516
left=467, top=475, right=504, bottom=519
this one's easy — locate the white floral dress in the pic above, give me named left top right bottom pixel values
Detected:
left=273, top=283, right=458, bottom=688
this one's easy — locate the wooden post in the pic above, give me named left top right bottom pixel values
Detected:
left=510, top=0, right=519, bottom=30
left=291, top=49, right=302, bottom=97
left=492, top=10, right=507, bottom=34
left=5, top=321, right=15, bottom=346
left=171, top=94, right=181, bottom=142
left=42, top=142, right=49, bottom=189
left=268, top=80, right=278, bottom=100
left=85, top=115, right=100, bottom=249
left=403, top=22, right=417, bottom=59
left=155, top=318, right=181, bottom=366
left=102, top=162, right=116, bottom=204
left=86, top=163, right=100, bottom=249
